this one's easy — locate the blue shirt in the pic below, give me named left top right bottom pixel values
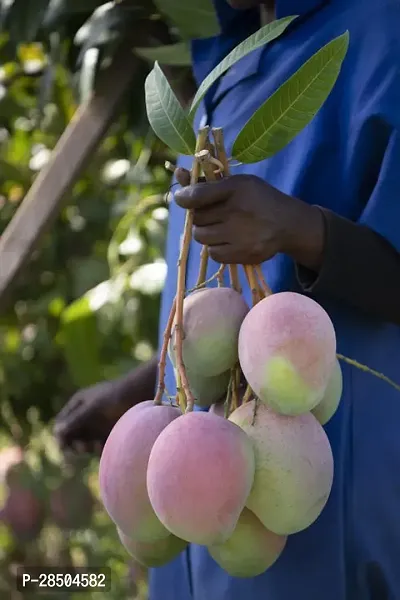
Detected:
left=152, top=1, right=400, bottom=598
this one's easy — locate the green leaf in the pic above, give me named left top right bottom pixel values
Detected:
left=189, top=15, right=297, bottom=119
left=153, top=0, right=220, bottom=39
left=145, top=61, right=196, bottom=155
left=135, top=42, right=191, bottom=66
left=232, top=31, right=350, bottom=164
left=61, top=297, right=103, bottom=388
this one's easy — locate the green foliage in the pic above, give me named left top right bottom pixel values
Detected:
left=189, top=15, right=298, bottom=118
left=145, top=61, right=196, bottom=155
left=232, top=31, right=350, bottom=163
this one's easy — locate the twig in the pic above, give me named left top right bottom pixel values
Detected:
left=230, top=364, right=240, bottom=413
left=242, top=385, right=253, bottom=404
left=194, top=147, right=220, bottom=288
left=337, top=354, right=400, bottom=393
left=196, top=149, right=222, bottom=180
left=224, top=378, right=233, bottom=419
left=217, top=264, right=226, bottom=286
left=243, top=265, right=260, bottom=306
left=254, top=265, right=273, bottom=296
left=228, top=265, right=241, bottom=293
left=187, top=265, right=225, bottom=294
left=196, top=245, right=209, bottom=287
left=212, top=128, right=230, bottom=176
left=174, top=127, right=210, bottom=413
left=154, top=298, right=176, bottom=405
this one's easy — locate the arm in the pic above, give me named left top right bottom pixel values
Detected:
left=114, top=355, right=158, bottom=415
left=174, top=166, right=400, bottom=326
left=284, top=202, right=400, bottom=325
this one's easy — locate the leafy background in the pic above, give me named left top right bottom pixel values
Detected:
left=0, top=1, right=217, bottom=597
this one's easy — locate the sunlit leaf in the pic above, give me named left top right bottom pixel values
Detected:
left=61, top=297, right=103, bottom=388
left=189, top=15, right=297, bottom=118
left=232, top=31, right=350, bottom=163
left=153, top=0, right=220, bottom=39
left=145, top=61, right=196, bottom=155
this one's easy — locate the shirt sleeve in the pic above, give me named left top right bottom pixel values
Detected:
left=297, top=15, right=400, bottom=326
left=296, top=202, right=400, bottom=325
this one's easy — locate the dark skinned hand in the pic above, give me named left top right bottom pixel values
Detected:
left=54, top=357, right=158, bottom=457
left=174, top=170, right=325, bottom=271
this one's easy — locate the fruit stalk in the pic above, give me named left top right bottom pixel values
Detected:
left=211, top=128, right=242, bottom=295
left=195, top=145, right=220, bottom=287
left=244, top=265, right=261, bottom=306
left=154, top=298, right=177, bottom=405
left=254, top=265, right=272, bottom=296
left=174, top=128, right=210, bottom=413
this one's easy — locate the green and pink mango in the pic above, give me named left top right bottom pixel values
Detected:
left=208, top=507, right=286, bottom=577
left=99, top=401, right=180, bottom=542
left=118, top=528, right=188, bottom=568
left=147, top=411, right=255, bottom=546
left=312, top=358, right=343, bottom=425
left=169, top=287, right=249, bottom=377
left=238, top=292, right=336, bottom=416
left=173, top=367, right=230, bottom=408
left=230, top=400, right=334, bottom=536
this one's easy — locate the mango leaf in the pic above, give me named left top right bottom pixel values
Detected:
left=189, top=15, right=297, bottom=119
left=153, top=0, right=220, bottom=39
left=135, top=42, right=191, bottom=66
left=145, top=61, right=196, bottom=155
left=232, top=31, right=350, bottom=164
left=60, top=297, right=103, bottom=388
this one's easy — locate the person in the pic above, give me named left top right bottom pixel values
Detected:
left=55, top=0, right=400, bottom=598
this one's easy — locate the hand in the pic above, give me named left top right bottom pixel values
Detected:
left=54, top=358, right=158, bottom=455
left=174, top=172, right=325, bottom=270
left=53, top=381, right=126, bottom=456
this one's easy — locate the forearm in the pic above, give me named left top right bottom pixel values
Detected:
left=115, top=355, right=158, bottom=413
left=288, top=204, right=400, bottom=325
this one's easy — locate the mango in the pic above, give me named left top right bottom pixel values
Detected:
left=99, top=401, right=180, bottom=542
left=169, top=288, right=249, bottom=377
left=208, top=507, right=286, bottom=577
left=173, top=367, right=230, bottom=408
left=238, top=292, right=336, bottom=415
left=230, top=400, right=334, bottom=535
left=147, top=411, right=255, bottom=546
left=118, top=528, right=188, bottom=568
left=312, top=358, right=343, bottom=425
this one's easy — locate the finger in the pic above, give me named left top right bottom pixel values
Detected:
left=192, top=202, right=227, bottom=226
left=174, top=168, right=206, bottom=187
left=175, top=168, right=190, bottom=187
left=174, top=177, right=234, bottom=209
left=55, top=394, right=84, bottom=421
left=193, top=224, right=230, bottom=247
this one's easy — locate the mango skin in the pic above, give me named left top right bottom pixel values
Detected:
left=173, top=367, right=230, bottom=408
left=238, top=292, right=337, bottom=416
left=208, top=508, right=287, bottom=578
left=229, top=400, right=334, bottom=536
left=169, top=287, right=249, bottom=377
left=99, top=401, right=180, bottom=542
left=147, top=411, right=255, bottom=546
left=312, top=358, right=343, bottom=425
left=118, top=528, right=188, bottom=568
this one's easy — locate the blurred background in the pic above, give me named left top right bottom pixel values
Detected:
left=0, top=0, right=215, bottom=597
